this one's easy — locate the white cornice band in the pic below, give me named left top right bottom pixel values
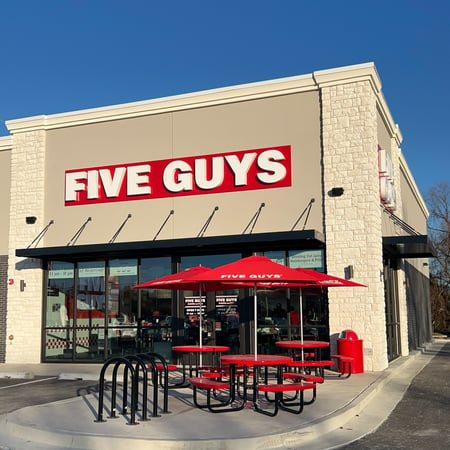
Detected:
left=5, top=62, right=401, bottom=145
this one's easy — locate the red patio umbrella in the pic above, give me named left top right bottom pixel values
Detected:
left=189, top=255, right=326, bottom=359
left=257, top=269, right=366, bottom=289
left=190, top=256, right=367, bottom=359
left=134, top=266, right=213, bottom=291
left=258, top=269, right=366, bottom=360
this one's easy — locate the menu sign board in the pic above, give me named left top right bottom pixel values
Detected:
left=48, top=269, right=75, bottom=279
left=289, top=249, right=324, bottom=272
left=109, top=262, right=137, bottom=276
left=216, top=295, right=239, bottom=316
left=184, top=296, right=206, bottom=319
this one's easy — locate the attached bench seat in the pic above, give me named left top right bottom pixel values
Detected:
left=283, top=372, right=324, bottom=384
left=155, top=362, right=178, bottom=371
left=201, top=366, right=254, bottom=379
left=287, top=360, right=335, bottom=377
left=189, top=376, right=230, bottom=390
left=188, top=377, right=245, bottom=413
left=201, top=371, right=223, bottom=379
left=196, top=365, right=220, bottom=372
left=148, top=361, right=187, bottom=388
left=331, top=355, right=354, bottom=378
left=200, top=367, right=254, bottom=399
left=255, top=382, right=317, bottom=416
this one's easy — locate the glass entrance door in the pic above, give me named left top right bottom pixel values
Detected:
left=44, top=261, right=75, bottom=360
left=74, top=261, right=106, bottom=360
left=105, top=259, right=138, bottom=358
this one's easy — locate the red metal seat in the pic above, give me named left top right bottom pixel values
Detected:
left=188, top=377, right=245, bottom=413
left=331, top=354, right=354, bottom=378
left=255, top=382, right=317, bottom=416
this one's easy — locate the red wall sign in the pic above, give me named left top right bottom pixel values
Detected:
left=65, top=145, right=292, bottom=206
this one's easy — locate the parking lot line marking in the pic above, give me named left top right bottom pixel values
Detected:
left=0, top=376, right=57, bottom=389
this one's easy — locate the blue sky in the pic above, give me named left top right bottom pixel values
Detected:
left=1, top=0, right=449, bottom=196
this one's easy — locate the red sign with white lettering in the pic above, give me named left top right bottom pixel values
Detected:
left=65, top=145, right=292, bottom=206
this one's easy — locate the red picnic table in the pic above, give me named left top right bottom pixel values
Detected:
left=172, top=345, right=230, bottom=376
left=220, top=354, right=291, bottom=406
left=275, top=340, right=334, bottom=379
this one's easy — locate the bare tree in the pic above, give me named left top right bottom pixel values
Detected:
left=426, top=182, right=450, bottom=332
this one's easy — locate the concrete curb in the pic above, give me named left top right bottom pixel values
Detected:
left=0, top=372, right=34, bottom=380
left=57, top=372, right=101, bottom=381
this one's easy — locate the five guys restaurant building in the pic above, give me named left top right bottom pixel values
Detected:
left=0, top=62, right=434, bottom=371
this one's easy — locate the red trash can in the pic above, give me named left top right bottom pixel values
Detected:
left=337, top=330, right=364, bottom=373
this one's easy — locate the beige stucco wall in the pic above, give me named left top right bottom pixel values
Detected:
left=399, top=158, right=429, bottom=235
left=377, top=110, right=394, bottom=156
left=386, top=137, right=410, bottom=357
left=43, top=92, right=323, bottom=246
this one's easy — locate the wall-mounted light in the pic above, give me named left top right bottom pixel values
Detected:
left=330, top=187, right=344, bottom=197
left=26, top=216, right=37, bottom=224
left=344, top=265, right=354, bottom=280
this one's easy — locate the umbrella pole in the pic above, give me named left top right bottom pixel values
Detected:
left=254, top=283, right=257, bottom=360
left=299, top=288, right=304, bottom=363
left=199, top=286, right=203, bottom=366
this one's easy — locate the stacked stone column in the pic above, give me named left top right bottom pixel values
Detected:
left=7, top=129, right=46, bottom=363
left=319, top=78, right=388, bottom=371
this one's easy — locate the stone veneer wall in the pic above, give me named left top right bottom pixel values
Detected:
left=6, top=130, right=46, bottom=363
left=321, top=80, right=388, bottom=371
left=0, top=255, right=8, bottom=362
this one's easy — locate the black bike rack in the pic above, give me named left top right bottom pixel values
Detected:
left=135, top=353, right=162, bottom=417
left=95, top=352, right=175, bottom=425
left=95, top=356, right=139, bottom=425
left=124, top=355, right=152, bottom=422
left=139, top=351, right=175, bottom=414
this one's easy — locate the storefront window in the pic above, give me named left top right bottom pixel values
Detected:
left=138, top=257, right=172, bottom=359
left=256, top=284, right=290, bottom=353
left=288, top=249, right=328, bottom=343
left=44, top=261, right=75, bottom=360
left=139, top=257, right=172, bottom=322
left=106, top=259, right=138, bottom=357
left=290, top=287, right=328, bottom=341
left=257, top=250, right=286, bottom=265
left=42, top=249, right=328, bottom=361
left=75, top=261, right=106, bottom=360
left=255, top=251, right=289, bottom=352
left=254, top=250, right=329, bottom=353
left=181, top=254, right=242, bottom=350
left=43, top=257, right=175, bottom=361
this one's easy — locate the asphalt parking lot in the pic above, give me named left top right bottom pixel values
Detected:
left=0, top=376, right=99, bottom=415
left=338, top=340, right=450, bottom=450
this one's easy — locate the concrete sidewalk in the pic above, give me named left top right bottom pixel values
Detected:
left=0, top=341, right=446, bottom=450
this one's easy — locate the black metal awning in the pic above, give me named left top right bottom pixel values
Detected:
left=16, top=229, right=325, bottom=262
left=382, top=235, right=435, bottom=259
